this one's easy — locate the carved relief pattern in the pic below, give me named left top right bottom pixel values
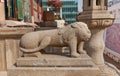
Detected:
left=81, top=19, right=114, bottom=29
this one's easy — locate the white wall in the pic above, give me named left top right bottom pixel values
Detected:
left=108, top=2, right=120, bottom=24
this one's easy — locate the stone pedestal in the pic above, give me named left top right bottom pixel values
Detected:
left=7, top=54, right=100, bottom=76
left=0, top=28, right=33, bottom=72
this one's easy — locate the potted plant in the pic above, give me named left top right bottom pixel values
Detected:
left=47, top=0, right=63, bottom=20
left=48, top=0, right=63, bottom=8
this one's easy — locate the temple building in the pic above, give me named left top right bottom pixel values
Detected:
left=4, top=0, right=43, bottom=23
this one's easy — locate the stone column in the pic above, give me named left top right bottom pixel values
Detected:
left=85, top=20, right=114, bottom=65
left=77, top=0, right=114, bottom=66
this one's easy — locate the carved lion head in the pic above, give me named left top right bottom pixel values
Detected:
left=71, top=22, right=91, bottom=41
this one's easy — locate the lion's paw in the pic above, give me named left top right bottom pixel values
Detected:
left=78, top=50, right=87, bottom=54
left=71, top=53, right=80, bottom=58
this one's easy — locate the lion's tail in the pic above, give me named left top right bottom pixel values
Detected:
left=19, top=36, right=51, bottom=53
left=19, top=41, right=43, bottom=53
left=19, top=46, right=42, bottom=53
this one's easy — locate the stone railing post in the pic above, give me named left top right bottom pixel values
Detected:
left=77, top=0, right=120, bottom=76
left=77, top=0, right=114, bottom=66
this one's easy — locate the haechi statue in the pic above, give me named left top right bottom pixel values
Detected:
left=19, top=22, right=91, bottom=58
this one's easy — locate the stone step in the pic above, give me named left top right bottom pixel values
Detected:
left=8, top=66, right=100, bottom=76
left=16, top=54, right=94, bottom=67
left=7, top=54, right=119, bottom=76
left=8, top=54, right=100, bottom=76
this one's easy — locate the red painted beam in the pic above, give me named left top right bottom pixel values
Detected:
left=30, top=0, right=34, bottom=16
left=30, top=0, right=34, bottom=23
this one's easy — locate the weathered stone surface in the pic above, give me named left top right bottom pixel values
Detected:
left=6, top=39, right=17, bottom=69
left=99, top=63, right=120, bottom=76
left=7, top=54, right=100, bottom=76
left=0, top=71, right=7, bottom=76
left=0, top=39, right=6, bottom=71
left=8, top=67, right=100, bottom=76
left=16, top=54, right=94, bottom=67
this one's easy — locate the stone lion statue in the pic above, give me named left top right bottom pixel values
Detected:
left=19, top=22, right=91, bottom=57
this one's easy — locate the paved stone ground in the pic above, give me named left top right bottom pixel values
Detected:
left=104, top=54, right=120, bottom=70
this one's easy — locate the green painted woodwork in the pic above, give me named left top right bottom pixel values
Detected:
left=17, top=0, right=24, bottom=20
left=23, top=0, right=31, bottom=22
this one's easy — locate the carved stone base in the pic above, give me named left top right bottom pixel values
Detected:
left=7, top=54, right=100, bottom=76
left=99, top=63, right=120, bottom=76
left=16, top=54, right=94, bottom=67
left=8, top=67, right=100, bottom=76
left=6, top=54, right=120, bottom=76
